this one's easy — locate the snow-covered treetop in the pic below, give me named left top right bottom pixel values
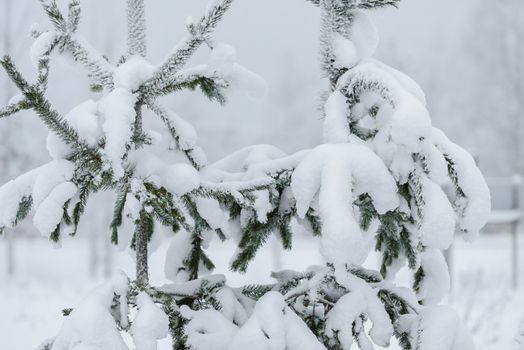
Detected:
left=2, top=0, right=490, bottom=349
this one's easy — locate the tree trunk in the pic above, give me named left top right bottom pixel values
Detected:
left=135, top=212, right=149, bottom=285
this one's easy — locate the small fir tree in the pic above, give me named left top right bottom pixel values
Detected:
left=0, top=0, right=491, bottom=349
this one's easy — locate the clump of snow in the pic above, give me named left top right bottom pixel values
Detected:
left=208, top=43, right=237, bottom=75
left=323, top=90, right=350, bottom=143
left=208, top=43, right=267, bottom=100
left=431, top=127, right=491, bottom=240
left=0, top=166, right=42, bottom=229
left=8, top=93, right=24, bottom=105
left=32, top=160, right=75, bottom=207
left=99, top=88, right=137, bottom=178
left=166, top=110, right=198, bottom=151
left=30, top=31, right=58, bottom=68
left=114, top=56, right=156, bottom=91
left=159, top=275, right=226, bottom=296
left=214, top=287, right=253, bottom=326
left=47, top=100, right=102, bottom=159
left=181, top=306, right=239, bottom=350
left=327, top=271, right=393, bottom=348
left=417, top=249, right=450, bottom=305
left=209, top=144, right=288, bottom=179
left=419, top=176, right=455, bottom=250
left=33, top=181, right=77, bottom=237
left=331, top=33, right=358, bottom=69
left=164, top=230, right=193, bottom=283
left=196, top=197, right=229, bottom=231
left=131, top=292, right=169, bottom=350
left=50, top=274, right=130, bottom=350
left=416, top=305, right=475, bottom=350
left=291, top=143, right=398, bottom=265
left=331, top=11, right=378, bottom=69
left=229, top=292, right=326, bottom=350
left=371, top=59, right=426, bottom=105
left=161, top=163, right=200, bottom=196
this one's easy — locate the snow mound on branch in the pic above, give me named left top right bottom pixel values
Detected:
left=328, top=271, right=394, bottom=348
left=181, top=306, right=239, bottom=350
left=47, top=100, right=102, bottom=159
left=417, top=249, right=450, bottom=305
left=165, top=110, right=198, bottom=151
left=33, top=181, right=77, bottom=237
left=131, top=292, right=169, bottom=350
left=229, top=292, right=326, bottom=350
left=161, top=163, right=200, bottom=196
left=32, top=160, right=75, bottom=207
left=31, top=160, right=77, bottom=237
left=331, top=11, right=378, bottom=69
left=0, top=166, right=42, bottom=229
left=99, top=88, right=137, bottom=178
left=209, top=144, right=288, bottom=178
left=214, top=287, right=254, bottom=326
left=291, top=143, right=399, bottom=265
left=51, top=273, right=130, bottom=350
left=431, top=128, right=491, bottom=240
left=208, top=43, right=267, bottom=100
left=114, top=56, right=156, bottom=91
left=417, top=306, right=475, bottom=350
left=30, top=30, right=57, bottom=68
left=196, top=197, right=229, bottom=232
left=323, top=90, right=350, bottom=143
left=371, top=59, right=426, bottom=105
left=419, top=176, right=455, bottom=250
left=8, top=93, right=24, bottom=105
left=159, top=275, right=226, bottom=297
left=164, top=230, right=193, bottom=283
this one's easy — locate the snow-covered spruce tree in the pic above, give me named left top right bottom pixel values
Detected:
left=0, top=0, right=491, bottom=349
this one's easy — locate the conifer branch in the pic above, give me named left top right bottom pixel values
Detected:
left=307, top=0, right=401, bottom=9
left=64, top=37, right=114, bottom=88
left=146, top=101, right=203, bottom=169
left=142, top=0, right=234, bottom=94
left=0, top=56, right=86, bottom=150
left=127, top=0, right=147, bottom=57
left=39, top=0, right=114, bottom=88
left=140, top=71, right=228, bottom=103
left=0, top=99, right=30, bottom=118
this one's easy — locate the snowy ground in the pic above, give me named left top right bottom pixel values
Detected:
left=1, top=231, right=523, bottom=350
